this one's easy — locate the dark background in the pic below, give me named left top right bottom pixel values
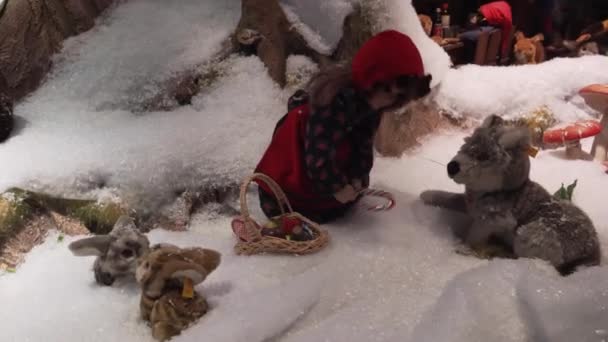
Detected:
left=412, top=0, right=608, bottom=40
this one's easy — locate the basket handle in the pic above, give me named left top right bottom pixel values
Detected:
left=239, top=173, right=294, bottom=220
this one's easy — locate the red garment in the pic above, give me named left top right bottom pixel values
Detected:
left=479, top=1, right=513, bottom=56
left=352, top=30, right=424, bottom=90
left=255, top=104, right=351, bottom=213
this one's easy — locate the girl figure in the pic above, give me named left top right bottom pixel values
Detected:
left=255, top=30, right=432, bottom=223
left=461, top=1, right=513, bottom=60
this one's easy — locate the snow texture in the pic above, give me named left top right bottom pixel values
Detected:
left=410, top=259, right=608, bottom=342
left=285, top=55, right=320, bottom=90
left=280, top=0, right=355, bottom=50
left=280, top=3, right=333, bottom=55
left=0, top=0, right=287, bottom=212
left=1, top=134, right=607, bottom=342
left=436, top=56, right=608, bottom=123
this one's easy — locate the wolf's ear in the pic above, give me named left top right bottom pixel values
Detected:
left=498, top=127, right=531, bottom=150
left=481, top=115, right=504, bottom=129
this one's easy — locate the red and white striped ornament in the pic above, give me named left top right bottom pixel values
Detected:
left=359, top=188, right=395, bottom=211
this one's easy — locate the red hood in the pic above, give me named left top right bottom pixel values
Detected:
left=352, top=30, right=424, bottom=90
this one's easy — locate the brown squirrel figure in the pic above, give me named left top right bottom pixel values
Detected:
left=514, top=31, right=545, bottom=64
left=135, top=245, right=221, bottom=341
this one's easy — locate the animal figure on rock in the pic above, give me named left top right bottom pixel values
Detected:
left=420, top=115, right=601, bottom=275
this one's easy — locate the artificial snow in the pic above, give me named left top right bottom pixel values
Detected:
left=285, top=55, right=319, bottom=89
left=280, top=0, right=355, bottom=50
left=280, top=3, right=333, bottom=55
left=1, top=132, right=608, bottom=342
left=410, top=259, right=608, bottom=342
left=0, top=0, right=287, bottom=212
left=436, top=55, right=608, bottom=123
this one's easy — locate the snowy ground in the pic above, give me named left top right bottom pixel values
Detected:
left=1, top=135, right=607, bottom=342
left=1, top=0, right=608, bottom=341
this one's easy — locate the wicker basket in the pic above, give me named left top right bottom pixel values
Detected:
left=231, top=173, right=330, bottom=256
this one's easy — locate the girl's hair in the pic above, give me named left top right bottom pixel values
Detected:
left=306, top=64, right=353, bottom=110
left=305, top=64, right=432, bottom=111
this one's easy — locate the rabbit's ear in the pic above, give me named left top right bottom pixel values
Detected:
left=151, top=243, right=179, bottom=251
left=111, top=215, right=137, bottom=232
left=170, top=266, right=208, bottom=285
left=200, top=249, right=221, bottom=274
left=68, top=236, right=112, bottom=256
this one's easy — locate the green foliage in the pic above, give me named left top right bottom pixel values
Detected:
left=0, top=188, right=128, bottom=237
left=71, top=202, right=127, bottom=234
left=0, top=189, right=34, bottom=244
left=554, top=179, right=578, bottom=201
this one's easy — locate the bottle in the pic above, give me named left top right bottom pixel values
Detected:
left=441, top=3, right=450, bottom=29
left=433, top=7, right=443, bottom=37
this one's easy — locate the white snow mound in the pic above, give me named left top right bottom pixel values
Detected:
left=436, top=56, right=608, bottom=123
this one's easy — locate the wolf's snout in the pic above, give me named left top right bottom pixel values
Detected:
left=447, top=161, right=460, bottom=177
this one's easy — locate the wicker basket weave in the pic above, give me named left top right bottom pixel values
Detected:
left=231, top=173, right=330, bottom=255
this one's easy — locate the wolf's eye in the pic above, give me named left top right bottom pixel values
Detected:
left=477, top=152, right=490, bottom=161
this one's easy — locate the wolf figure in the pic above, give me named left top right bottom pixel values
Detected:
left=421, top=115, right=601, bottom=275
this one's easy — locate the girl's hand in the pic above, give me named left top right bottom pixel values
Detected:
left=576, top=33, right=591, bottom=43
left=334, top=185, right=358, bottom=204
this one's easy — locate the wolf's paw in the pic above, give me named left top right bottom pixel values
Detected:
left=455, top=244, right=478, bottom=257
left=420, top=190, right=440, bottom=206
left=455, top=243, right=514, bottom=260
